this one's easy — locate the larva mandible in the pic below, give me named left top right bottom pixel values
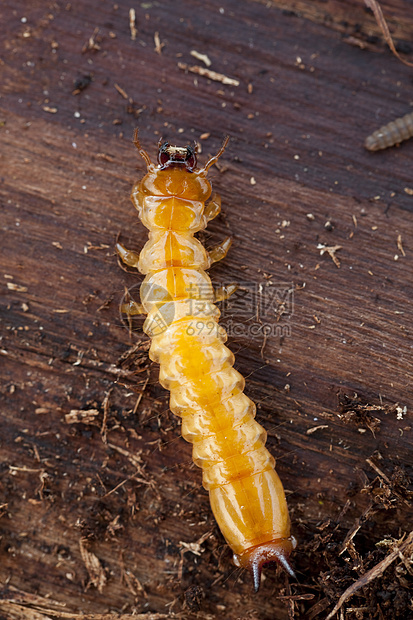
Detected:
left=364, top=111, right=413, bottom=151
left=116, top=131, right=296, bottom=590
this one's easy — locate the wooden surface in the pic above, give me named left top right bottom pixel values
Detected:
left=1, top=1, right=412, bottom=619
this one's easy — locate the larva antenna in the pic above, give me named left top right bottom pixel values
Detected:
left=201, top=135, right=230, bottom=172
left=133, top=128, right=153, bottom=169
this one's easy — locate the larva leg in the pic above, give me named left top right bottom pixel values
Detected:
left=120, top=284, right=145, bottom=318
left=204, top=192, right=222, bottom=221
left=120, top=299, right=145, bottom=316
left=201, top=135, right=230, bottom=172
left=209, top=236, right=232, bottom=264
left=214, top=283, right=238, bottom=302
left=116, top=242, right=140, bottom=269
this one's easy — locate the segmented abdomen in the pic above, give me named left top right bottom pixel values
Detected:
left=132, top=167, right=291, bottom=560
left=365, top=111, right=413, bottom=151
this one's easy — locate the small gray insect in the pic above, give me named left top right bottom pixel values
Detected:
left=365, top=111, right=413, bottom=151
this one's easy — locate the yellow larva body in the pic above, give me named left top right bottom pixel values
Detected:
left=117, top=134, right=295, bottom=590
left=365, top=111, right=413, bottom=151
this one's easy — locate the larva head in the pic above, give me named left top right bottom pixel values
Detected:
left=234, top=536, right=297, bottom=592
left=157, top=142, right=197, bottom=171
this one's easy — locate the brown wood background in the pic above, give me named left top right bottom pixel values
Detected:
left=1, top=1, right=412, bottom=619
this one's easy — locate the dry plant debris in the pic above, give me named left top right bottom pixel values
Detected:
left=153, top=31, right=164, bottom=54
left=129, top=8, right=137, bottom=41
left=326, top=532, right=413, bottom=619
left=79, top=537, right=107, bottom=593
left=177, top=62, right=239, bottom=86
left=317, top=243, right=342, bottom=267
left=190, top=50, right=212, bottom=66
left=65, top=408, right=100, bottom=424
left=364, top=0, right=413, bottom=67
left=337, top=392, right=383, bottom=437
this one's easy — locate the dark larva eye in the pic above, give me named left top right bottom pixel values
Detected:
left=185, top=146, right=197, bottom=170
left=365, top=111, right=413, bottom=151
left=116, top=130, right=295, bottom=590
left=157, top=142, right=171, bottom=167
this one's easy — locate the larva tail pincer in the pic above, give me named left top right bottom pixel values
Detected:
left=117, top=130, right=296, bottom=590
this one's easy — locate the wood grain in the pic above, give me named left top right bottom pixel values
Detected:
left=1, top=1, right=412, bottom=618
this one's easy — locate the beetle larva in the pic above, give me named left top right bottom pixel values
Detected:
left=365, top=111, right=413, bottom=151
left=116, top=131, right=296, bottom=590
